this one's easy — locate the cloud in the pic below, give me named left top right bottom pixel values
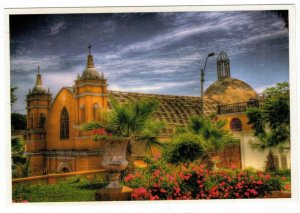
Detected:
left=10, top=11, right=289, bottom=114
left=49, top=21, right=66, bottom=35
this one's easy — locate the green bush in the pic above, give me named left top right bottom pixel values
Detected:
left=12, top=176, right=108, bottom=202
left=163, top=133, right=205, bottom=165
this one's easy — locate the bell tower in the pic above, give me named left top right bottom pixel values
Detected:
left=25, top=65, right=52, bottom=175
left=217, top=51, right=231, bottom=80
left=74, top=44, right=108, bottom=124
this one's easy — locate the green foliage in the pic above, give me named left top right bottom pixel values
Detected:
left=163, top=133, right=205, bottom=165
left=187, top=116, right=238, bottom=154
left=265, top=151, right=277, bottom=173
left=11, top=86, right=18, bottom=110
left=104, top=96, right=159, bottom=137
left=246, top=108, right=265, bottom=136
left=247, top=82, right=290, bottom=144
left=246, top=82, right=290, bottom=166
left=12, top=176, right=108, bottom=202
left=11, top=113, right=27, bottom=130
left=11, top=138, right=27, bottom=176
left=82, top=96, right=164, bottom=157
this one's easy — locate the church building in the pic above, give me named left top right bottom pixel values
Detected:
left=24, top=47, right=290, bottom=175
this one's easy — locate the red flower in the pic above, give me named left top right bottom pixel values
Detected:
left=124, top=174, right=134, bottom=182
left=284, top=184, right=291, bottom=190
left=93, top=128, right=107, bottom=135
left=256, top=180, right=263, bottom=185
left=160, top=189, right=167, bottom=193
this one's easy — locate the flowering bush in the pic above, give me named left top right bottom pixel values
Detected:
left=92, top=128, right=119, bottom=141
left=124, top=161, right=283, bottom=200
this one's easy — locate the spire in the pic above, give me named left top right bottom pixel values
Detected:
left=86, top=43, right=95, bottom=68
left=36, top=65, right=43, bottom=85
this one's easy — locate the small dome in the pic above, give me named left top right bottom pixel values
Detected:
left=205, top=77, right=257, bottom=104
left=32, top=84, right=48, bottom=94
left=81, top=67, right=101, bottom=80
left=79, top=46, right=102, bottom=80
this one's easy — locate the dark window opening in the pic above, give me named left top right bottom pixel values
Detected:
left=60, top=107, right=69, bottom=139
left=230, top=118, right=242, bottom=131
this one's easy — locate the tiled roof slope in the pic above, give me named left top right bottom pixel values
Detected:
left=108, top=91, right=218, bottom=131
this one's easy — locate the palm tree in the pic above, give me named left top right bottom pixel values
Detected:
left=177, top=115, right=238, bottom=169
left=83, top=96, right=165, bottom=161
left=249, top=131, right=289, bottom=172
left=187, top=116, right=237, bottom=155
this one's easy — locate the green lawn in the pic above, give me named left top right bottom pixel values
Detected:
left=13, top=176, right=108, bottom=202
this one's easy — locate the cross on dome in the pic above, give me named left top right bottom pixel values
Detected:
left=88, top=43, right=92, bottom=55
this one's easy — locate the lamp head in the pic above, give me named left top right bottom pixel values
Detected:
left=207, top=52, right=215, bottom=57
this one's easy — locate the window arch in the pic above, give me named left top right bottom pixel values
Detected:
left=80, top=105, right=85, bottom=123
left=230, top=118, right=242, bottom=131
left=39, top=113, right=46, bottom=128
left=60, top=107, right=69, bottom=139
left=93, top=103, right=99, bottom=121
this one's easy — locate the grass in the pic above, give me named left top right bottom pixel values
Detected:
left=12, top=176, right=108, bottom=202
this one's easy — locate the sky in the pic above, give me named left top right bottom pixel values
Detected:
left=10, top=11, right=289, bottom=114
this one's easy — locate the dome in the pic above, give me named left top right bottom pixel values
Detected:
left=81, top=67, right=101, bottom=80
left=79, top=45, right=102, bottom=80
left=30, top=66, right=49, bottom=95
left=205, top=77, right=257, bottom=104
left=32, top=84, right=48, bottom=94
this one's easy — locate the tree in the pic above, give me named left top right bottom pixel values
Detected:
left=11, top=113, right=27, bottom=130
left=83, top=96, right=165, bottom=160
left=163, top=133, right=205, bottom=168
left=173, top=115, right=238, bottom=170
left=246, top=82, right=290, bottom=172
left=11, top=86, right=18, bottom=109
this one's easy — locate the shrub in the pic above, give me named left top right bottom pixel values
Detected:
left=124, top=162, right=282, bottom=200
left=163, top=133, right=205, bottom=166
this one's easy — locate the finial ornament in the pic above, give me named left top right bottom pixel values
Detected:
left=88, top=43, right=92, bottom=55
left=38, top=64, right=40, bottom=74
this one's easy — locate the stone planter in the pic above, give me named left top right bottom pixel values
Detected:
left=100, top=137, right=130, bottom=189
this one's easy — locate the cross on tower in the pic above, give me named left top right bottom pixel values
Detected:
left=88, top=43, right=92, bottom=55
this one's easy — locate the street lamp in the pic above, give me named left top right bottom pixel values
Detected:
left=201, top=52, right=215, bottom=115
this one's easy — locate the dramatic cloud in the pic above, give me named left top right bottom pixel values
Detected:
left=10, top=11, right=289, bottom=114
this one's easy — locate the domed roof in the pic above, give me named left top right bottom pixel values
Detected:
left=30, top=65, right=49, bottom=95
left=32, top=84, right=48, bottom=94
left=79, top=44, right=103, bottom=80
left=81, top=66, right=101, bottom=80
left=205, top=77, right=257, bottom=104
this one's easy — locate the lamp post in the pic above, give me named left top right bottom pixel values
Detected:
left=201, top=52, right=215, bottom=115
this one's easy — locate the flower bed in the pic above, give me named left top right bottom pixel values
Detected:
left=124, top=161, right=283, bottom=200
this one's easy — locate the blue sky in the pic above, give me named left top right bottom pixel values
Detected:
left=10, top=11, right=289, bottom=114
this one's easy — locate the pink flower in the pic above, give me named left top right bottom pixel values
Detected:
left=124, top=174, right=134, bottom=182
left=256, top=180, right=263, bottom=185
left=160, top=189, right=167, bottom=193
left=249, top=189, right=258, bottom=195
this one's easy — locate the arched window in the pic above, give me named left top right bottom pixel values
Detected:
left=60, top=107, right=69, bottom=139
left=230, top=118, right=242, bottom=131
left=39, top=113, right=46, bottom=128
left=80, top=105, right=85, bottom=123
left=93, top=103, right=99, bottom=121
